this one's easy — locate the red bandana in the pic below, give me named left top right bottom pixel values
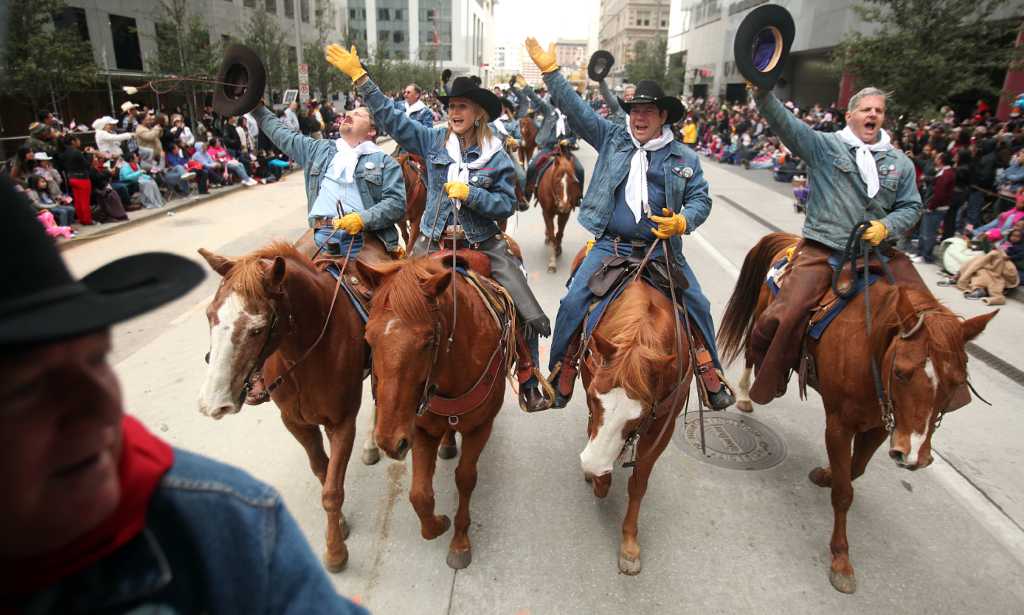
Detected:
left=0, top=415, right=174, bottom=597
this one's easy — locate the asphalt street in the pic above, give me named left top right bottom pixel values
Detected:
left=65, top=141, right=1024, bottom=614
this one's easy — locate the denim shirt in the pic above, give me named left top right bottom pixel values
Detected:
left=520, top=85, right=577, bottom=150
left=18, top=449, right=367, bottom=615
left=252, top=105, right=405, bottom=252
left=543, top=70, right=711, bottom=266
left=397, top=101, right=435, bottom=128
left=755, top=91, right=923, bottom=251
left=358, top=77, right=517, bottom=244
left=491, top=117, right=522, bottom=140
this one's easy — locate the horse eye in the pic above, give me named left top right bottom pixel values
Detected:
left=250, top=327, right=263, bottom=337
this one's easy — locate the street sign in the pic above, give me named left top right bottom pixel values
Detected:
left=298, top=63, right=310, bottom=103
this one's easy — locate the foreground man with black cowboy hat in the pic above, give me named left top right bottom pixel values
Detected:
left=524, top=37, right=734, bottom=410
left=0, top=177, right=366, bottom=613
left=326, top=44, right=553, bottom=412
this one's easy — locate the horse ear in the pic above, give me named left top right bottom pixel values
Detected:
left=264, top=256, right=286, bottom=294
left=423, top=270, right=453, bottom=297
left=355, top=259, right=401, bottom=289
left=590, top=331, right=616, bottom=358
left=198, top=248, right=235, bottom=277
left=962, top=310, right=998, bottom=342
left=894, top=287, right=918, bottom=332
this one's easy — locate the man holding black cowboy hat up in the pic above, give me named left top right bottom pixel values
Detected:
left=0, top=176, right=367, bottom=611
left=524, top=37, right=735, bottom=410
left=736, top=5, right=928, bottom=404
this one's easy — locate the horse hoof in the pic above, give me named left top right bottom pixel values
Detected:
left=423, top=515, right=451, bottom=540
left=808, top=467, right=832, bottom=488
left=446, top=548, right=473, bottom=570
left=323, top=544, right=349, bottom=573
left=584, top=472, right=593, bottom=483
left=829, top=569, right=857, bottom=594
left=361, top=447, right=381, bottom=465
left=438, top=444, right=459, bottom=460
left=736, top=399, right=754, bottom=413
left=547, top=265, right=557, bottom=273
left=618, top=554, right=642, bottom=575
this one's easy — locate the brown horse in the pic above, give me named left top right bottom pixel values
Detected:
left=395, top=152, right=427, bottom=247
left=536, top=144, right=582, bottom=272
left=579, top=275, right=692, bottom=576
left=518, top=116, right=537, bottom=167
left=717, top=232, right=996, bottom=594
left=356, top=256, right=511, bottom=570
left=197, top=236, right=388, bottom=572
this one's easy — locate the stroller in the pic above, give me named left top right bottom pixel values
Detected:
left=792, top=175, right=809, bottom=214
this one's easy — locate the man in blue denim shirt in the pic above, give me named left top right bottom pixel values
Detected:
left=397, top=83, right=435, bottom=128
left=0, top=178, right=365, bottom=614
left=251, top=103, right=406, bottom=259
left=525, top=38, right=734, bottom=410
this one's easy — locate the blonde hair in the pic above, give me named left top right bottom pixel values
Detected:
left=444, top=100, right=493, bottom=150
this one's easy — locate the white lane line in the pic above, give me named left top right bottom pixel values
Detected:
left=690, top=222, right=1024, bottom=556
left=170, top=292, right=215, bottom=326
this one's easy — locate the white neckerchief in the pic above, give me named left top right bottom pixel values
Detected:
left=327, top=138, right=383, bottom=182
left=836, top=125, right=892, bottom=197
left=625, top=125, right=675, bottom=223
left=554, top=108, right=567, bottom=137
left=404, top=99, right=427, bottom=117
left=493, top=118, right=510, bottom=137
left=445, top=131, right=503, bottom=206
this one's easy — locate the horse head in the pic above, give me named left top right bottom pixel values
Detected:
left=196, top=245, right=293, bottom=419
left=880, top=287, right=996, bottom=470
left=579, top=283, right=676, bottom=478
left=358, top=258, right=453, bottom=460
left=551, top=150, right=581, bottom=215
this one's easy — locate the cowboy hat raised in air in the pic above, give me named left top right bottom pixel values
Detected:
left=733, top=4, right=795, bottom=89
left=439, top=76, right=502, bottom=121
left=587, top=50, right=615, bottom=82
left=0, top=177, right=204, bottom=346
left=213, top=44, right=267, bottom=116
left=619, top=80, right=686, bottom=125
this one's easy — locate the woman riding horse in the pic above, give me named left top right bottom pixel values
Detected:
left=326, top=44, right=553, bottom=413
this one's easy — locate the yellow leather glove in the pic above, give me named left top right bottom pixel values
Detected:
left=861, top=220, right=889, bottom=246
left=784, top=244, right=797, bottom=261
left=325, top=44, right=367, bottom=82
left=392, top=245, right=407, bottom=259
left=650, top=208, right=687, bottom=239
left=515, top=74, right=528, bottom=88
left=505, top=137, right=518, bottom=150
left=584, top=238, right=596, bottom=256
left=525, top=37, right=559, bottom=73
left=332, top=212, right=364, bottom=234
left=444, top=181, right=470, bottom=201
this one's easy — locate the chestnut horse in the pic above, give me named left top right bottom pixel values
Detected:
left=579, top=272, right=692, bottom=575
left=717, top=232, right=996, bottom=594
left=536, top=144, right=582, bottom=273
left=197, top=236, right=388, bottom=572
left=356, top=256, right=511, bottom=570
left=518, top=116, right=537, bottom=168
left=395, top=152, right=427, bottom=247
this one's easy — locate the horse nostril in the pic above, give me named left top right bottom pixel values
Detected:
left=395, top=438, right=409, bottom=456
left=890, top=449, right=906, bottom=464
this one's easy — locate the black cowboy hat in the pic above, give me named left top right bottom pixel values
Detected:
left=619, top=80, right=686, bottom=125
left=499, top=96, right=516, bottom=112
left=439, top=76, right=502, bottom=121
left=0, top=178, right=204, bottom=346
left=587, top=50, right=615, bottom=82
left=733, top=4, right=795, bottom=89
left=441, top=69, right=452, bottom=84
left=213, top=44, right=267, bottom=116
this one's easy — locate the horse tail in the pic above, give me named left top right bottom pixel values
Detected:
left=717, top=232, right=799, bottom=366
left=599, top=283, right=674, bottom=405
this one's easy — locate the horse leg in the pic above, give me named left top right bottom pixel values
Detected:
left=322, top=418, right=358, bottom=572
left=735, top=360, right=755, bottom=413
left=399, top=217, right=411, bottom=247
left=409, top=426, right=451, bottom=541
left=619, top=414, right=676, bottom=575
left=810, top=427, right=887, bottom=488
left=281, top=416, right=328, bottom=483
left=361, top=402, right=380, bottom=465
left=824, top=416, right=858, bottom=594
left=438, top=429, right=459, bottom=459
left=555, top=211, right=569, bottom=257
left=543, top=210, right=557, bottom=273
left=446, top=420, right=494, bottom=569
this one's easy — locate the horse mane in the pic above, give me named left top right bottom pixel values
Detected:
left=370, top=257, right=445, bottom=323
left=597, top=283, right=674, bottom=405
left=224, top=241, right=314, bottom=302
left=871, top=286, right=968, bottom=375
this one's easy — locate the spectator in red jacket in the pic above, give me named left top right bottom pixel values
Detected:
left=914, top=151, right=955, bottom=263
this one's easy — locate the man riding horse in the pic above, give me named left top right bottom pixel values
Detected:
left=492, top=96, right=529, bottom=210
left=326, top=44, right=553, bottom=413
left=745, top=82, right=928, bottom=405
left=517, top=76, right=586, bottom=203
left=250, top=103, right=406, bottom=258
left=398, top=83, right=434, bottom=128
left=524, top=37, right=735, bottom=410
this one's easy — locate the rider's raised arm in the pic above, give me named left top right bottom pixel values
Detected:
left=360, top=155, right=408, bottom=231
left=509, top=84, right=530, bottom=119
left=754, top=89, right=826, bottom=167
left=599, top=79, right=623, bottom=117
left=252, top=105, right=331, bottom=169
left=521, top=84, right=551, bottom=117
left=542, top=70, right=609, bottom=149
left=356, top=76, right=434, bottom=157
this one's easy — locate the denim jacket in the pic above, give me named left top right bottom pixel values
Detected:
left=358, top=77, right=517, bottom=244
left=755, top=92, right=922, bottom=251
left=18, top=449, right=366, bottom=615
left=543, top=70, right=711, bottom=266
left=491, top=117, right=522, bottom=140
left=520, top=85, right=577, bottom=151
left=252, top=105, right=405, bottom=253
left=598, top=79, right=627, bottom=126
left=397, top=101, right=435, bottom=128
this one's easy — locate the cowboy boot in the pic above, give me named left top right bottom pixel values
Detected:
left=519, top=384, right=551, bottom=413
left=694, top=347, right=735, bottom=410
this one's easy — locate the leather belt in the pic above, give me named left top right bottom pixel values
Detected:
left=312, top=217, right=335, bottom=229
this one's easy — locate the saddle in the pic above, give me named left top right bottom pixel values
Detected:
left=586, top=241, right=690, bottom=301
